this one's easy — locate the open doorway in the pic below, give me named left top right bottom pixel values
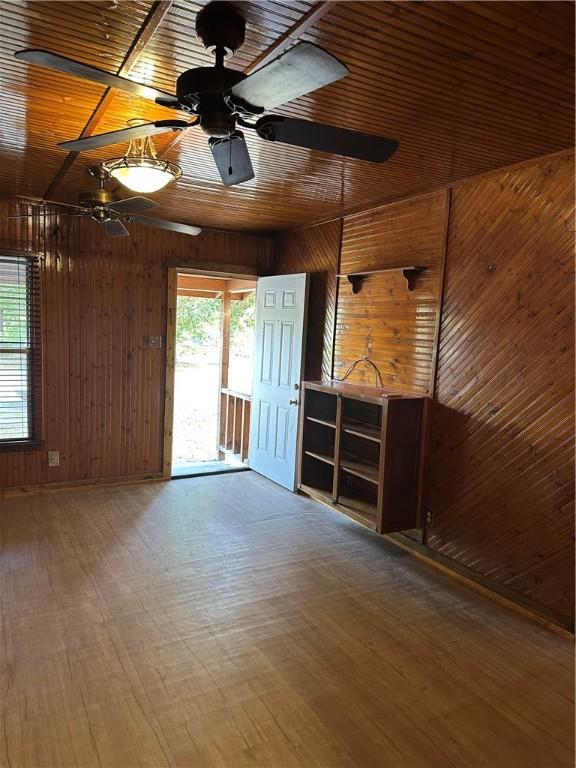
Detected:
left=170, top=273, right=256, bottom=478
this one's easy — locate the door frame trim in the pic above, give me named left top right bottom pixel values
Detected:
left=162, top=267, right=260, bottom=479
left=162, top=267, right=178, bottom=479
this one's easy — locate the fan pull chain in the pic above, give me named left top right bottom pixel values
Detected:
left=228, top=139, right=233, bottom=177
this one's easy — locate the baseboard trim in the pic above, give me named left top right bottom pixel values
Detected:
left=386, top=533, right=574, bottom=637
left=299, top=487, right=573, bottom=637
left=0, top=473, right=164, bottom=498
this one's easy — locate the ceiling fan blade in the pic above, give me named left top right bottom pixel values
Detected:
left=209, top=132, right=254, bottom=186
left=15, top=49, right=179, bottom=105
left=3, top=196, right=86, bottom=212
left=109, top=196, right=159, bottom=214
left=57, top=120, right=192, bottom=152
left=129, top=215, right=201, bottom=237
left=7, top=202, right=78, bottom=216
left=229, top=42, right=348, bottom=112
left=255, top=115, right=399, bottom=163
left=8, top=212, right=88, bottom=218
left=102, top=218, right=129, bottom=237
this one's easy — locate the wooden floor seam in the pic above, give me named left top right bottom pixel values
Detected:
left=1, top=472, right=573, bottom=768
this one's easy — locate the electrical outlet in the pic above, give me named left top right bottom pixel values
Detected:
left=48, top=450, right=60, bottom=467
left=148, top=335, right=162, bottom=348
left=425, top=508, right=434, bottom=526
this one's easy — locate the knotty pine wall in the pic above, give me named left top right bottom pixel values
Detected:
left=335, top=190, right=449, bottom=393
left=273, top=151, right=574, bottom=626
left=427, top=152, right=575, bottom=624
left=275, top=219, right=341, bottom=381
left=0, top=201, right=272, bottom=490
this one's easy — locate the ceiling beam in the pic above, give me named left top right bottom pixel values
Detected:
left=159, top=0, right=333, bottom=160
left=177, top=289, right=251, bottom=300
left=177, top=275, right=257, bottom=294
left=243, top=1, right=331, bottom=75
left=44, top=0, right=174, bottom=201
left=227, top=278, right=257, bottom=293
left=44, top=0, right=333, bottom=201
left=178, top=276, right=230, bottom=292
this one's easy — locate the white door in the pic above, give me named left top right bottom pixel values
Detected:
left=249, top=273, right=309, bottom=490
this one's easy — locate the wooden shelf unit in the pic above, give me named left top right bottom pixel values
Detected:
left=298, top=380, right=428, bottom=533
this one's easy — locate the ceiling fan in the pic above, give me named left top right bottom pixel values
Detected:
left=14, top=1, right=399, bottom=187
left=9, top=167, right=202, bottom=238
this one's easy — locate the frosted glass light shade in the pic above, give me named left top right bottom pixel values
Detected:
left=102, top=156, right=182, bottom=194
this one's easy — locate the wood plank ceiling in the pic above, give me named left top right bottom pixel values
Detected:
left=1, top=0, right=574, bottom=231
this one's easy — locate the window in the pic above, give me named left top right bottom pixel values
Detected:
left=0, top=254, right=42, bottom=446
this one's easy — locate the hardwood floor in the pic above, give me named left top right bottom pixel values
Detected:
left=0, top=473, right=573, bottom=768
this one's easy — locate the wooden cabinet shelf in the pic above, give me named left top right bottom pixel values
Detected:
left=341, top=455, right=379, bottom=484
left=337, top=494, right=378, bottom=528
left=299, top=482, right=333, bottom=506
left=304, top=449, right=335, bottom=467
left=342, top=419, right=381, bottom=443
left=306, top=415, right=336, bottom=430
left=298, top=380, right=428, bottom=534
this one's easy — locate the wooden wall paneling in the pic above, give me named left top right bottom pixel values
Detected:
left=334, top=190, right=449, bottom=394
left=165, top=229, right=273, bottom=272
left=274, top=219, right=342, bottom=380
left=0, top=201, right=273, bottom=491
left=414, top=188, right=453, bottom=542
left=426, top=152, right=575, bottom=625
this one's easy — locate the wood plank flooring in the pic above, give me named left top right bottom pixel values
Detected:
left=0, top=473, right=573, bottom=768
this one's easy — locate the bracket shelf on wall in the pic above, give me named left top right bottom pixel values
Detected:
left=336, top=265, right=427, bottom=293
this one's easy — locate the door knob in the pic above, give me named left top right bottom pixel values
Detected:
left=289, top=398, right=299, bottom=406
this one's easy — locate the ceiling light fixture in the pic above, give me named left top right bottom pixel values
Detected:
left=102, top=120, right=182, bottom=194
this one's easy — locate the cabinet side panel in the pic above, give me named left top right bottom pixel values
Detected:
left=382, top=399, right=423, bottom=532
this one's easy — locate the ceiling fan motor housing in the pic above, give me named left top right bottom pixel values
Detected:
left=79, top=188, right=116, bottom=222
left=195, top=1, right=246, bottom=57
left=79, top=188, right=115, bottom=209
left=176, top=67, right=246, bottom=137
left=90, top=207, right=113, bottom=223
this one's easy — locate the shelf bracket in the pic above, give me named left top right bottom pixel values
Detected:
left=341, top=265, right=428, bottom=294
left=402, top=266, right=427, bottom=291
left=346, top=274, right=365, bottom=294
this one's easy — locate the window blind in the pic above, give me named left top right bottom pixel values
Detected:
left=0, top=254, right=41, bottom=444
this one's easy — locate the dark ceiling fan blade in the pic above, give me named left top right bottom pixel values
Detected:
left=229, top=42, right=348, bottom=112
left=129, top=215, right=202, bottom=237
left=209, top=132, right=254, bottom=186
left=255, top=115, right=399, bottom=163
left=57, top=120, right=192, bottom=152
left=15, top=49, right=179, bottom=105
left=109, top=196, right=159, bottom=214
left=102, top=218, right=129, bottom=237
